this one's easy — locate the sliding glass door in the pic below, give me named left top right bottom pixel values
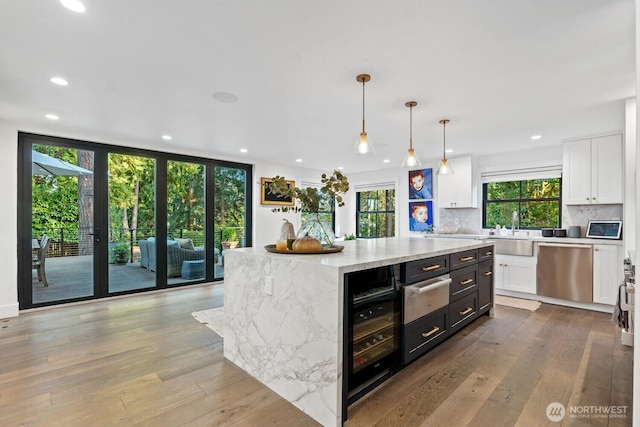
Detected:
left=214, top=166, right=249, bottom=279
left=29, top=144, right=96, bottom=305
left=108, top=153, right=157, bottom=293
left=18, top=133, right=252, bottom=309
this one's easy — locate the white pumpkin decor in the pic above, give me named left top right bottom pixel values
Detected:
left=279, top=219, right=296, bottom=241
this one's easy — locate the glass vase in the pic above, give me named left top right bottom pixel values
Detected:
left=297, top=215, right=335, bottom=248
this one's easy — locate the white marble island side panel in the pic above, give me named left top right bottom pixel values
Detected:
left=222, top=237, right=492, bottom=427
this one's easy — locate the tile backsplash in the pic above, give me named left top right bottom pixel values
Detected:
left=563, top=204, right=623, bottom=236
left=438, top=204, right=624, bottom=236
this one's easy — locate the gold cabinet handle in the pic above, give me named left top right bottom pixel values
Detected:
left=459, top=256, right=474, bottom=262
left=421, top=326, right=440, bottom=338
left=460, top=307, right=473, bottom=316
left=460, top=278, right=474, bottom=285
left=482, top=271, right=493, bottom=276
left=482, top=251, right=493, bottom=256
left=422, top=264, right=441, bottom=272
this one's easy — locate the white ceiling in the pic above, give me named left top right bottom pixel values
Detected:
left=0, top=0, right=635, bottom=173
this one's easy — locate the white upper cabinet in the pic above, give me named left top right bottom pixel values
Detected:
left=437, top=156, right=477, bottom=208
left=563, top=134, right=623, bottom=205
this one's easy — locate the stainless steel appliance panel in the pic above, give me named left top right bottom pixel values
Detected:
left=536, top=243, right=593, bottom=302
left=404, top=274, right=451, bottom=324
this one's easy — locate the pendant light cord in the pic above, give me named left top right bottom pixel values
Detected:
left=442, top=120, right=447, bottom=160
left=361, top=79, right=366, bottom=134
left=409, top=104, right=413, bottom=150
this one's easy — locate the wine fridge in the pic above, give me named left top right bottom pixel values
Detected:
left=344, top=265, right=401, bottom=407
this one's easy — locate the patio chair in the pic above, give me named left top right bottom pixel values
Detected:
left=32, top=234, right=50, bottom=287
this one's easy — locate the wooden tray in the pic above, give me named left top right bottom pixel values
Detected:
left=264, top=244, right=344, bottom=254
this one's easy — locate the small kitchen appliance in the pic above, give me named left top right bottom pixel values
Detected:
left=568, top=226, right=581, bottom=238
left=586, top=220, right=622, bottom=239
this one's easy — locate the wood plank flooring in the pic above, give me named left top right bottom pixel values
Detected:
left=0, top=284, right=632, bottom=426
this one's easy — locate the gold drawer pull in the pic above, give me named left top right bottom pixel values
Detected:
left=459, top=278, right=474, bottom=285
left=482, top=271, right=493, bottom=276
left=459, top=256, right=474, bottom=262
left=422, top=264, right=441, bottom=272
left=460, top=307, right=473, bottom=316
left=422, top=326, right=440, bottom=338
left=482, top=251, right=493, bottom=256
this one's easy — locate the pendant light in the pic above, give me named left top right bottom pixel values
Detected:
left=353, top=74, right=375, bottom=155
left=436, top=119, right=453, bottom=175
left=401, top=101, right=422, bottom=167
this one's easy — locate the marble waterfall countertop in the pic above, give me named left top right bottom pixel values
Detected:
left=229, top=237, right=493, bottom=273
left=222, top=237, right=492, bottom=427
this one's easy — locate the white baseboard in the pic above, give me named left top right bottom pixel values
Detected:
left=0, top=302, right=19, bottom=319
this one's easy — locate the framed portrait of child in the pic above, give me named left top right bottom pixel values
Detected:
left=408, top=168, right=432, bottom=200
left=409, top=201, right=433, bottom=231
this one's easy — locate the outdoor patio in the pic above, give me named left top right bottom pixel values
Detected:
left=32, top=254, right=224, bottom=304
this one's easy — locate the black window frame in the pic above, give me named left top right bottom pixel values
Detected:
left=482, top=177, right=562, bottom=230
left=356, top=189, right=396, bottom=238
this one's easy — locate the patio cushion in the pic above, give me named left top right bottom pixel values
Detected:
left=174, top=238, right=195, bottom=250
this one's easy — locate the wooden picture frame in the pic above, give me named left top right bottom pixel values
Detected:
left=260, top=177, right=296, bottom=206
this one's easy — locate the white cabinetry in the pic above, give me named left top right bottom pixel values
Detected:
left=437, top=156, right=476, bottom=208
left=592, top=244, right=623, bottom=305
left=563, top=134, right=623, bottom=205
left=494, top=254, right=537, bottom=294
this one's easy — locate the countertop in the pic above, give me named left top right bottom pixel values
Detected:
left=232, top=237, right=493, bottom=273
left=424, top=233, right=623, bottom=246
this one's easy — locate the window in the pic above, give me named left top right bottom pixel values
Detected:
left=483, top=178, right=561, bottom=229
left=356, top=189, right=395, bottom=238
left=301, top=194, right=335, bottom=231
left=299, top=182, right=335, bottom=231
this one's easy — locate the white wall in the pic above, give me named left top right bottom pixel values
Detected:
left=625, top=98, right=637, bottom=251
left=343, top=159, right=441, bottom=239
left=0, top=120, right=19, bottom=318
left=251, top=164, right=332, bottom=247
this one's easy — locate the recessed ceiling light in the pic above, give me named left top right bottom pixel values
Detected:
left=531, top=135, right=542, bottom=140
left=383, top=159, right=390, bottom=163
left=161, top=135, right=172, bottom=141
left=60, top=0, right=86, bottom=13
left=240, top=148, right=248, bottom=153
left=212, top=92, right=238, bottom=103
left=295, top=158, right=303, bottom=163
left=50, top=77, right=68, bottom=86
left=445, top=149, right=453, bottom=154
left=45, top=114, right=59, bottom=120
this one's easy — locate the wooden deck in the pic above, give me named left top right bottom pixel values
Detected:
left=1, top=285, right=632, bottom=426
left=32, top=255, right=225, bottom=304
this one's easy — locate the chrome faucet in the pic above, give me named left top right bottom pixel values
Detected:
left=511, top=210, right=518, bottom=236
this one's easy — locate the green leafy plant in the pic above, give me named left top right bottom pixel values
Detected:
left=344, top=233, right=356, bottom=240
left=222, top=227, right=238, bottom=242
left=109, top=242, right=130, bottom=264
left=265, top=170, right=349, bottom=214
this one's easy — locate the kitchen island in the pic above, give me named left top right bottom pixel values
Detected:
left=223, top=237, right=492, bottom=426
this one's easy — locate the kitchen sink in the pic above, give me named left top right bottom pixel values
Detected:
left=486, top=237, right=534, bottom=256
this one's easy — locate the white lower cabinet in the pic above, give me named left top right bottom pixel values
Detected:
left=592, top=244, right=623, bottom=305
left=495, top=254, right=537, bottom=294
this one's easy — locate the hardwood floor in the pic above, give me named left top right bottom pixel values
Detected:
left=0, top=284, right=632, bottom=426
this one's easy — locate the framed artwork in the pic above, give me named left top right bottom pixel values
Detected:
left=409, top=201, right=433, bottom=231
left=261, top=177, right=295, bottom=206
left=408, top=168, right=433, bottom=200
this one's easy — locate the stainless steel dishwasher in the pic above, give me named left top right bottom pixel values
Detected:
left=536, top=242, right=593, bottom=302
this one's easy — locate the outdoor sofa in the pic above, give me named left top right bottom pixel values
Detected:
left=139, top=237, right=219, bottom=278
